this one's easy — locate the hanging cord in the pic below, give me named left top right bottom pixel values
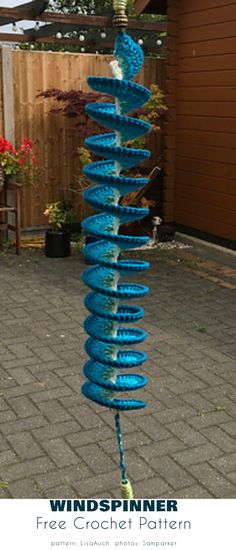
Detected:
left=115, top=412, right=134, bottom=499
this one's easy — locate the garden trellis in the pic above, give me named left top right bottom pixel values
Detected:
left=0, top=1, right=166, bottom=55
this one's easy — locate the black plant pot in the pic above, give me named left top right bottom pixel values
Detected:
left=45, top=230, right=71, bottom=258
left=62, top=221, right=81, bottom=235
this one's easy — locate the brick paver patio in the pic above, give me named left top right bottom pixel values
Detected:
left=0, top=243, right=236, bottom=499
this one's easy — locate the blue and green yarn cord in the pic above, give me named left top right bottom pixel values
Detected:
left=82, top=30, right=152, bottom=499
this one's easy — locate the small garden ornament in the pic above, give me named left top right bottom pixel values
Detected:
left=82, top=0, right=152, bottom=498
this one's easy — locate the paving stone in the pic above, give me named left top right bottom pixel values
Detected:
left=0, top=410, right=17, bottom=423
left=225, top=472, right=236, bottom=485
left=211, top=453, right=236, bottom=474
left=166, top=420, right=208, bottom=446
left=0, top=397, right=9, bottom=411
left=8, top=479, right=44, bottom=498
left=100, top=431, right=151, bottom=455
left=62, top=374, right=85, bottom=393
left=75, top=444, right=116, bottom=474
left=33, top=420, right=80, bottom=442
left=153, top=405, right=196, bottom=424
left=190, top=368, right=225, bottom=387
left=0, top=450, right=18, bottom=467
left=70, top=405, right=108, bottom=430
left=1, top=357, right=40, bottom=370
left=0, top=437, right=10, bottom=452
left=6, top=396, right=40, bottom=418
left=6, top=344, right=34, bottom=360
left=149, top=455, right=195, bottom=489
left=220, top=421, right=236, bottom=438
left=165, top=484, right=212, bottom=498
left=146, top=388, right=183, bottom=409
left=0, top=382, right=46, bottom=400
left=30, top=386, right=73, bottom=403
left=66, top=427, right=115, bottom=448
left=187, top=411, right=233, bottom=430
left=138, top=438, right=186, bottom=463
left=0, top=457, right=55, bottom=482
left=35, top=463, right=91, bottom=491
left=64, top=463, right=94, bottom=484
left=132, top=476, right=172, bottom=498
left=204, top=395, right=236, bottom=417
left=174, top=443, right=223, bottom=467
left=200, top=426, right=236, bottom=453
left=200, top=384, right=233, bottom=401
left=7, top=432, right=44, bottom=459
left=36, top=400, right=72, bottom=423
left=43, top=485, right=77, bottom=498
left=35, top=371, right=65, bottom=389
left=0, top=487, right=11, bottom=498
left=71, top=470, right=121, bottom=497
left=41, top=438, right=80, bottom=467
left=32, top=346, right=60, bottom=362
left=133, top=415, right=172, bottom=442
left=0, top=247, right=236, bottom=498
left=187, top=462, right=235, bottom=498
left=0, top=415, right=47, bottom=435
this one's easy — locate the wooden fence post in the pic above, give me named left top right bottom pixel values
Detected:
left=1, top=46, right=16, bottom=240
left=1, top=45, right=15, bottom=145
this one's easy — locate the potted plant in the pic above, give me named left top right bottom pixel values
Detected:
left=60, top=200, right=81, bottom=235
left=0, top=136, right=39, bottom=188
left=43, top=202, right=71, bottom=258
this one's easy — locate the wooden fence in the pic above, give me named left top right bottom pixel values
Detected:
left=0, top=48, right=165, bottom=228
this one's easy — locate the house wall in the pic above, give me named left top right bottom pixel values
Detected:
left=167, top=0, right=236, bottom=242
left=164, top=0, right=179, bottom=221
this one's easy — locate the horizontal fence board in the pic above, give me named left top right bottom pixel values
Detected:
left=176, top=156, right=236, bottom=180
left=175, top=184, right=236, bottom=212
left=178, top=53, right=236, bottom=73
left=8, top=49, right=164, bottom=228
left=176, top=101, right=236, bottom=118
left=176, top=170, right=236, bottom=196
left=174, top=208, right=236, bottom=242
left=178, top=37, right=236, bottom=59
left=177, top=86, right=236, bottom=102
left=176, top=143, right=236, bottom=164
left=175, top=198, right=236, bottom=225
left=176, top=129, right=236, bottom=149
left=179, top=21, right=236, bottom=44
left=179, top=4, right=236, bottom=28
left=176, top=115, right=236, bottom=133
left=177, top=70, right=236, bottom=87
left=180, top=0, right=236, bottom=16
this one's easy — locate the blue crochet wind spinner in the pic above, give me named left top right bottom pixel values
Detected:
left=82, top=1, right=152, bottom=499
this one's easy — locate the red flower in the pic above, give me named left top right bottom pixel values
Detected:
left=0, top=135, right=38, bottom=183
left=0, top=137, right=16, bottom=154
left=21, top=137, right=33, bottom=151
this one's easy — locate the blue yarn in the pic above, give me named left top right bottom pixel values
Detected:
left=82, top=32, right=151, bottom=411
left=115, top=412, right=127, bottom=481
left=114, top=32, right=144, bottom=80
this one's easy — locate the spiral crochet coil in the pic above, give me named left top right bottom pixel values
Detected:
left=82, top=32, right=151, bottom=416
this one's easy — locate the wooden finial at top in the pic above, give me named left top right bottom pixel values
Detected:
left=112, top=0, right=128, bottom=29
